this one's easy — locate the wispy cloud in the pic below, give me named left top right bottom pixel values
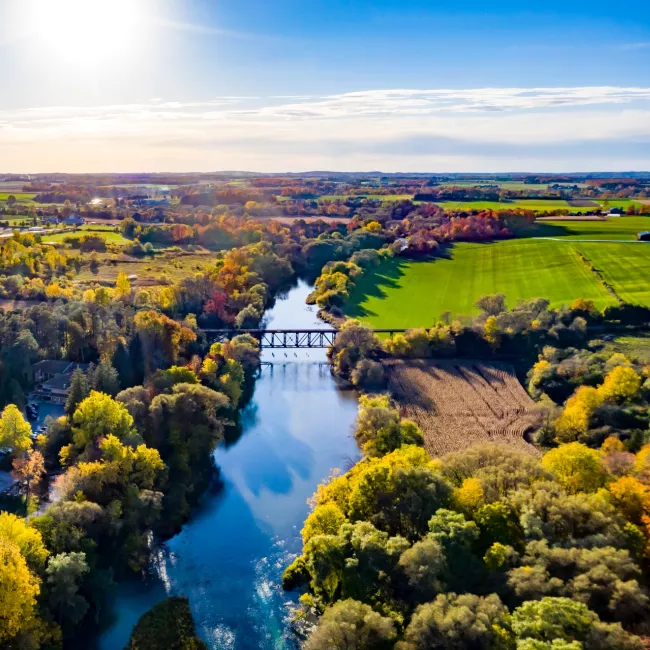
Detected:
left=618, top=42, right=650, bottom=51
left=2, top=87, right=650, bottom=172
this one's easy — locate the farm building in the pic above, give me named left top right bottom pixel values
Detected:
left=637, top=231, right=650, bottom=241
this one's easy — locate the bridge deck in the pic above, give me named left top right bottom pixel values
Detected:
left=201, top=328, right=409, bottom=348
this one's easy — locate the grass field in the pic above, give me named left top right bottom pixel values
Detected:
left=0, top=192, right=36, bottom=201
left=345, top=215, right=650, bottom=326
left=44, top=229, right=129, bottom=245
left=530, top=216, right=650, bottom=240
left=345, top=239, right=618, bottom=326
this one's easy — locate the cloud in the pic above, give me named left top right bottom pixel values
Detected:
left=2, top=87, right=650, bottom=172
left=617, top=42, right=650, bottom=51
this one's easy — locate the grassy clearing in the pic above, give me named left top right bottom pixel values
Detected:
left=345, top=239, right=617, bottom=327
left=604, top=335, right=650, bottom=363
left=76, top=253, right=214, bottom=285
left=43, top=229, right=129, bottom=245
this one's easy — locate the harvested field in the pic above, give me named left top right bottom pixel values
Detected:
left=567, top=199, right=599, bottom=207
left=384, top=359, right=539, bottom=457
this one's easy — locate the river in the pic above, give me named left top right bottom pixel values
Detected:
left=98, top=280, right=361, bottom=649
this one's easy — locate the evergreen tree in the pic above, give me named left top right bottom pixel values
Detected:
left=65, top=369, right=90, bottom=416
left=112, top=341, right=135, bottom=389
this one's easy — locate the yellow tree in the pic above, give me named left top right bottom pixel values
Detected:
left=115, top=272, right=131, bottom=298
left=0, top=538, right=41, bottom=644
left=554, top=386, right=603, bottom=443
left=0, top=404, right=33, bottom=456
left=598, top=366, right=641, bottom=403
left=541, top=442, right=607, bottom=493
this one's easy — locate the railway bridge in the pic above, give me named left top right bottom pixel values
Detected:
left=201, top=328, right=409, bottom=349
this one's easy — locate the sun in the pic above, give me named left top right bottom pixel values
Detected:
left=25, top=0, right=148, bottom=67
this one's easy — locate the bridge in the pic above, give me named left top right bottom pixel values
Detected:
left=201, top=328, right=409, bottom=348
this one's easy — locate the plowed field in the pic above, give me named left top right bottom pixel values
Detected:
left=384, top=359, right=539, bottom=457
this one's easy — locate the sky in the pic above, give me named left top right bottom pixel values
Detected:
left=1, top=0, right=649, bottom=173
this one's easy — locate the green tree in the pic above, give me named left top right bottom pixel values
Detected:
left=398, top=592, right=511, bottom=650
left=65, top=368, right=90, bottom=416
left=511, top=597, right=642, bottom=650
left=46, top=552, right=90, bottom=628
left=305, top=599, right=397, bottom=650
left=126, top=596, right=207, bottom=650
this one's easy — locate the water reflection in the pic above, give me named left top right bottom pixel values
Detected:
left=99, top=281, right=360, bottom=649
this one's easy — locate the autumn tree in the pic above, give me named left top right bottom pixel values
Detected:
left=0, top=404, right=32, bottom=456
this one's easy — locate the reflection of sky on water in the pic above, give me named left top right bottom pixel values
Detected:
left=98, top=281, right=360, bottom=650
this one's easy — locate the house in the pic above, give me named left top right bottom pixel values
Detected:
left=608, top=207, right=624, bottom=216
left=64, top=213, right=85, bottom=226
left=31, top=361, right=89, bottom=402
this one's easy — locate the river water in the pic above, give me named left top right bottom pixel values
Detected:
left=98, top=280, right=361, bottom=649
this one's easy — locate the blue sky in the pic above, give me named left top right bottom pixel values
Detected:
left=1, top=0, right=649, bottom=172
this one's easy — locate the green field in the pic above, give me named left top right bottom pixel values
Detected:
left=43, top=229, right=129, bottom=245
left=345, top=215, right=650, bottom=326
left=346, top=239, right=619, bottom=327
left=531, top=216, right=650, bottom=240
left=0, top=192, right=36, bottom=201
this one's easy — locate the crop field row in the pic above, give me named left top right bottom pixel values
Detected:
left=385, top=359, right=538, bottom=456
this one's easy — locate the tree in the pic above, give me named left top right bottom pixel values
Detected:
left=541, top=443, right=607, bottom=493
left=598, top=366, right=641, bottom=403
left=88, top=359, right=121, bottom=397
left=0, top=538, right=41, bottom=644
left=65, top=368, right=90, bottom=416
left=12, top=450, right=45, bottom=501
left=126, top=597, right=207, bottom=650
left=0, top=512, right=49, bottom=570
left=305, top=599, right=396, bottom=650
left=398, top=592, right=511, bottom=650
left=0, top=404, right=32, bottom=456
left=511, top=597, right=642, bottom=650
left=71, top=391, right=135, bottom=454
left=46, top=552, right=90, bottom=628
left=302, top=503, right=346, bottom=544
left=398, top=537, right=447, bottom=601
left=476, top=293, right=507, bottom=316
left=115, top=272, right=131, bottom=298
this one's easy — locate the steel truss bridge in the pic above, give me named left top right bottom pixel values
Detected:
left=202, top=328, right=409, bottom=349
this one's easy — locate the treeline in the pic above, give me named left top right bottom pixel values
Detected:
left=327, top=296, right=650, bottom=390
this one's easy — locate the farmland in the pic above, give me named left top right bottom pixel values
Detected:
left=345, top=216, right=650, bottom=326
left=384, top=359, right=538, bottom=456
left=345, top=239, right=618, bottom=326
left=433, top=198, right=648, bottom=213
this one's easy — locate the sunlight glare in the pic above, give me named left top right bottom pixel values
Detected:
left=27, top=0, right=148, bottom=67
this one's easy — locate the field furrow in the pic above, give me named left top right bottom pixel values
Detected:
left=384, top=359, right=539, bottom=457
